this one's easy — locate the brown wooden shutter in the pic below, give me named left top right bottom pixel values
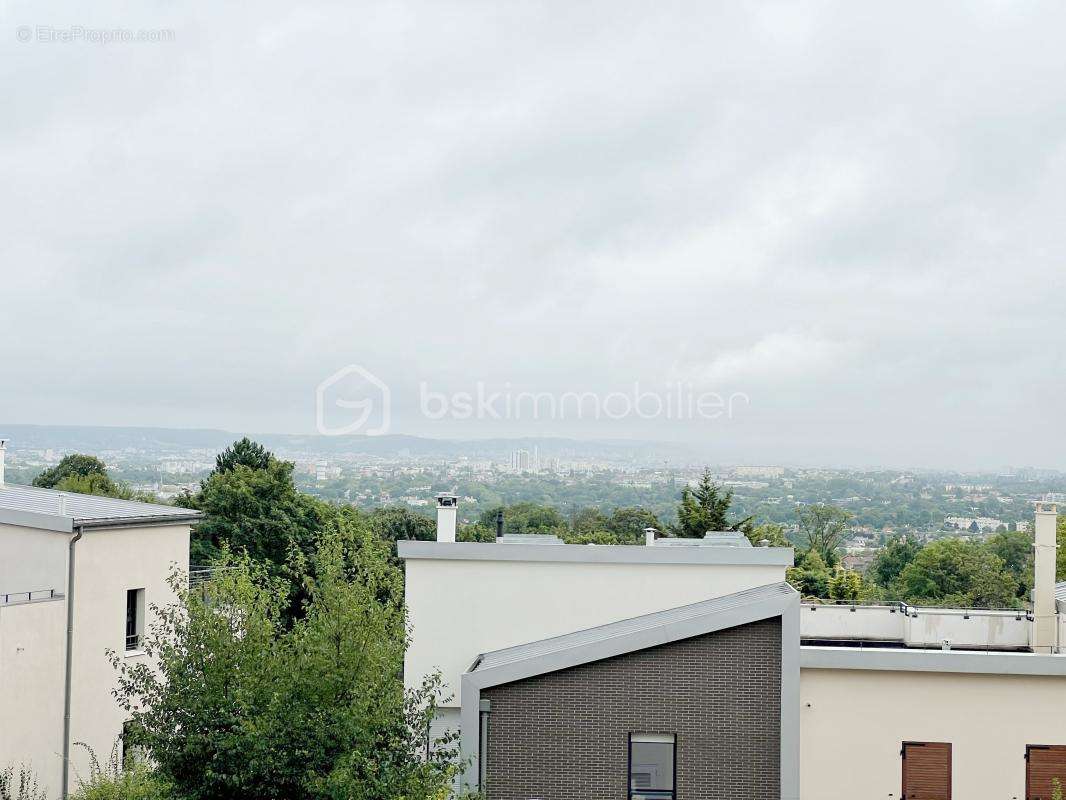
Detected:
left=1027, top=745, right=1066, bottom=800
left=902, top=742, right=952, bottom=800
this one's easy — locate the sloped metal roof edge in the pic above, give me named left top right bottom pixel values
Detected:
left=465, top=582, right=798, bottom=689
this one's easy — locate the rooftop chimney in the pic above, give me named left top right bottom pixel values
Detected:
left=435, top=493, right=458, bottom=543
left=644, top=527, right=659, bottom=547
left=0, top=439, right=7, bottom=487
left=495, top=509, right=504, bottom=540
left=1032, top=502, right=1058, bottom=653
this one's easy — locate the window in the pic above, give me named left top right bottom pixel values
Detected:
left=629, top=733, right=676, bottom=800
left=901, top=741, right=951, bottom=800
left=125, top=588, right=144, bottom=651
left=121, top=720, right=145, bottom=766
left=1026, top=745, right=1066, bottom=800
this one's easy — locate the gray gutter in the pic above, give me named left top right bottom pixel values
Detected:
left=61, top=525, right=83, bottom=800
left=801, top=646, right=1066, bottom=676
left=74, top=513, right=202, bottom=530
left=0, top=508, right=201, bottom=533
left=397, top=540, right=793, bottom=566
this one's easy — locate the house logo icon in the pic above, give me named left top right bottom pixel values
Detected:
left=315, top=364, right=391, bottom=436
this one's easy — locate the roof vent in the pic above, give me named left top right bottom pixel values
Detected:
left=496, top=534, right=564, bottom=545
left=652, top=531, right=753, bottom=548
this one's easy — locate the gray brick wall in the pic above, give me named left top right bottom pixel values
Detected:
left=482, top=617, right=781, bottom=800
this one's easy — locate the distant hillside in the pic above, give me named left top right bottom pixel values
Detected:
left=0, top=424, right=702, bottom=464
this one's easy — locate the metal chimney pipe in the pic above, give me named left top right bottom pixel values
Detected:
left=495, top=509, right=504, bottom=540
left=644, top=527, right=658, bottom=547
left=0, top=439, right=7, bottom=487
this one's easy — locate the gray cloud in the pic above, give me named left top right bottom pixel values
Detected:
left=2, top=0, right=1065, bottom=468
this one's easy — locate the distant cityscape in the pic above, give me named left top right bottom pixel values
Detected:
left=3, top=425, right=1064, bottom=578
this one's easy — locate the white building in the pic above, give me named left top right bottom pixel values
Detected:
left=0, top=442, right=199, bottom=797
left=402, top=499, right=1066, bottom=800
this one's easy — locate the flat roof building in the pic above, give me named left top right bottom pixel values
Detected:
left=402, top=497, right=1066, bottom=800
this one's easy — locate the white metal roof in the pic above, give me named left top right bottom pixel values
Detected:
left=0, top=483, right=201, bottom=532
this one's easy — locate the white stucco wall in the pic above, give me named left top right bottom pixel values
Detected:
left=0, top=523, right=68, bottom=596
left=404, top=554, right=786, bottom=705
left=800, top=667, right=1066, bottom=800
left=0, top=596, right=66, bottom=795
left=65, top=524, right=190, bottom=789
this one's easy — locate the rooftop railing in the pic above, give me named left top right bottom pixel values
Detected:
left=801, top=599, right=1034, bottom=651
left=189, top=565, right=242, bottom=588
left=0, top=588, right=62, bottom=605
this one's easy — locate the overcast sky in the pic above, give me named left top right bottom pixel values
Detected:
left=2, top=1, right=1065, bottom=468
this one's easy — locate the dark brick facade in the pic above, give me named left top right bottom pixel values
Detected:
left=482, top=617, right=781, bottom=800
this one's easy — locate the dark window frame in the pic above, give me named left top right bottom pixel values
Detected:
left=125, top=588, right=144, bottom=651
left=627, top=732, right=677, bottom=800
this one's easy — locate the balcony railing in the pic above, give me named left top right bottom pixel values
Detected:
left=189, top=565, right=242, bottom=588
left=0, top=588, right=60, bottom=605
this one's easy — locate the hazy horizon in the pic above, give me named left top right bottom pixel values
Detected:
left=4, top=2, right=1066, bottom=470
left=1, top=421, right=1061, bottom=474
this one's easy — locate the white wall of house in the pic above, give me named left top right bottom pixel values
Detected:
left=0, top=523, right=68, bottom=596
left=0, top=521, right=191, bottom=793
left=800, top=667, right=1066, bottom=800
left=0, top=596, right=66, bottom=796
left=403, top=551, right=787, bottom=705
left=66, top=524, right=190, bottom=789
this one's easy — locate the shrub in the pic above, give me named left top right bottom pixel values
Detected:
left=0, top=766, right=47, bottom=800
left=70, top=743, right=172, bottom=800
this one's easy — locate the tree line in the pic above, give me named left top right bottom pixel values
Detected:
left=17, top=445, right=1066, bottom=798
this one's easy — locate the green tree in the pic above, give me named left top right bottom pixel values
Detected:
left=607, top=507, right=663, bottom=543
left=112, top=530, right=457, bottom=800
left=896, top=539, right=1019, bottom=608
left=786, top=550, right=831, bottom=598
left=185, top=457, right=334, bottom=568
left=676, top=469, right=752, bottom=538
left=828, top=567, right=869, bottom=602
left=985, top=529, right=1033, bottom=599
left=572, top=507, right=609, bottom=535
left=745, top=522, right=791, bottom=548
left=32, top=453, right=109, bottom=488
left=868, top=537, right=921, bottom=590
left=477, top=503, right=567, bottom=536
left=369, top=506, right=436, bottom=543
left=1057, top=516, right=1066, bottom=583
left=795, top=504, right=852, bottom=567
left=213, top=437, right=272, bottom=474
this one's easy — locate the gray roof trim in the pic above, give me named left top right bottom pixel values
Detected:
left=465, top=582, right=798, bottom=690
left=398, top=540, right=793, bottom=566
left=801, top=646, right=1066, bottom=676
left=0, top=507, right=74, bottom=533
